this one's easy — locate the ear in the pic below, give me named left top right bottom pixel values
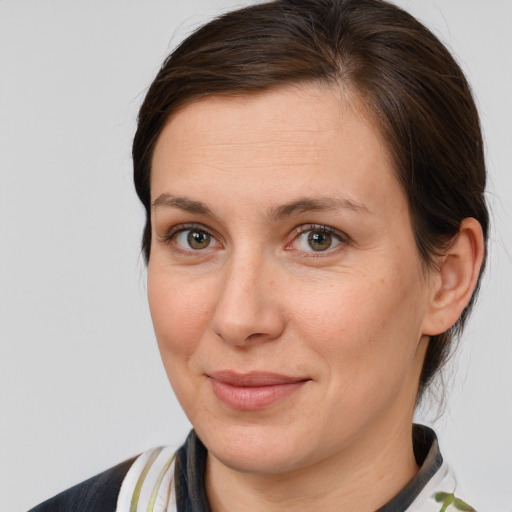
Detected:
left=422, top=218, right=485, bottom=336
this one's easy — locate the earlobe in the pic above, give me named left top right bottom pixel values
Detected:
left=422, top=218, right=485, bottom=336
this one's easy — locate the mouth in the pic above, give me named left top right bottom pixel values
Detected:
left=207, top=371, right=311, bottom=411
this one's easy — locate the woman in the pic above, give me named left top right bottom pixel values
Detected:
left=28, top=0, right=489, bottom=510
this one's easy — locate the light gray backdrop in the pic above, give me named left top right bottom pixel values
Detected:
left=1, top=1, right=511, bottom=511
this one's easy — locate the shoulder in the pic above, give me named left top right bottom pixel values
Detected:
left=116, top=434, right=205, bottom=512
left=406, top=462, right=479, bottom=512
left=27, top=456, right=137, bottom=512
left=116, top=446, right=178, bottom=512
left=379, top=425, right=479, bottom=512
left=26, top=445, right=181, bottom=512
left=401, top=425, right=478, bottom=512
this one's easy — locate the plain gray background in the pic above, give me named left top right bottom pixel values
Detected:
left=1, top=1, right=511, bottom=511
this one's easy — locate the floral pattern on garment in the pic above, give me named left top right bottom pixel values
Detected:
left=434, top=493, right=476, bottom=512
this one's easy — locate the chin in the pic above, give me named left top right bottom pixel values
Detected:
left=195, top=420, right=312, bottom=475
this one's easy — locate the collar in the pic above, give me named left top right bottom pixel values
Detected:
left=376, top=424, right=443, bottom=511
left=174, top=424, right=443, bottom=512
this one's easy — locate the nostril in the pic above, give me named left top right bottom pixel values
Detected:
left=246, top=332, right=266, bottom=341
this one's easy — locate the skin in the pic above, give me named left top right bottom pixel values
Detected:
left=147, top=84, right=484, bottom=512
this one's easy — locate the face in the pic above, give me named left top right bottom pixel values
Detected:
left=148, top=84, right=434, bottom=476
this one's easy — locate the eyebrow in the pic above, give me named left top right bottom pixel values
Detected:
left=152, top=194, right=215, bottom=217
left=151, top=193, right=372, bottom=219
left=268, top=196, right=373, bottom=220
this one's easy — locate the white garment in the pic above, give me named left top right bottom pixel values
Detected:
left=116, top=444, right=475, bottom=512
left=116, top=446, right=177, bottom=512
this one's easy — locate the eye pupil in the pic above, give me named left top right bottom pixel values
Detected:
left=307, top=231, right=332, bottom=251
left=187, top=230, right=211, bottom=249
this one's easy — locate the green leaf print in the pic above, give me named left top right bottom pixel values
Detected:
left=434, top=492, right=476, bottom=512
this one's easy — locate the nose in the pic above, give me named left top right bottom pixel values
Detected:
left=210, top=253, right=286, bottom=347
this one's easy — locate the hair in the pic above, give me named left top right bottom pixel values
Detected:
left=133, top=0, right=489, bottom=398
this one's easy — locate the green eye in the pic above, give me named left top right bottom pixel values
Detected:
left=174, top=229, right=214, bottom=250
left=187, top=230, right=211, bottom=249
left=307, top=231, right=333, bottom=251
left=291, top=225, right=345, bottom=253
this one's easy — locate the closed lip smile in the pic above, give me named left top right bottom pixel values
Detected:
left=207, top=371, right=311, bottom=410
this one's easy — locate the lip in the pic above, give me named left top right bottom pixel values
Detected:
left=208, top=371, right=310, bottom=411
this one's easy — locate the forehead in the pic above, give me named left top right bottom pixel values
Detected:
left=156, top=85, right=384, bottom=152
left=151, top=84, right=399, bottom=212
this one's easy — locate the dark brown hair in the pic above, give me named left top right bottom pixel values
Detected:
left=133, top=0, right=489, bottom=397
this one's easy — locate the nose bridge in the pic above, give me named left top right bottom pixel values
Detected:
left=210, top=248, right=284, bottom=345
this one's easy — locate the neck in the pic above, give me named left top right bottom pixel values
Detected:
left=205, top=418, right=419, bottom=512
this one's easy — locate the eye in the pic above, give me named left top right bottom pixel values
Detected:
left=176, top=228, right=215, bottom=250
left=168, top=225, right=220, bottom=251
left=290, top=225, right=346, bottom=253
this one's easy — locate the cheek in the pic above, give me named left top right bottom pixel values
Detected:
left=147, top=266, right=212, bottom=362
left=147, top=267, right=216, bottom=420
left=292, top=265, right=426, bottom=376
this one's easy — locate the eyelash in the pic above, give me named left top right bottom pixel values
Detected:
left=162, top=223, right=219, bottom=252
left=161, top=223, right=350, bottom=256
left=287, top=224, right=350, bottom=256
